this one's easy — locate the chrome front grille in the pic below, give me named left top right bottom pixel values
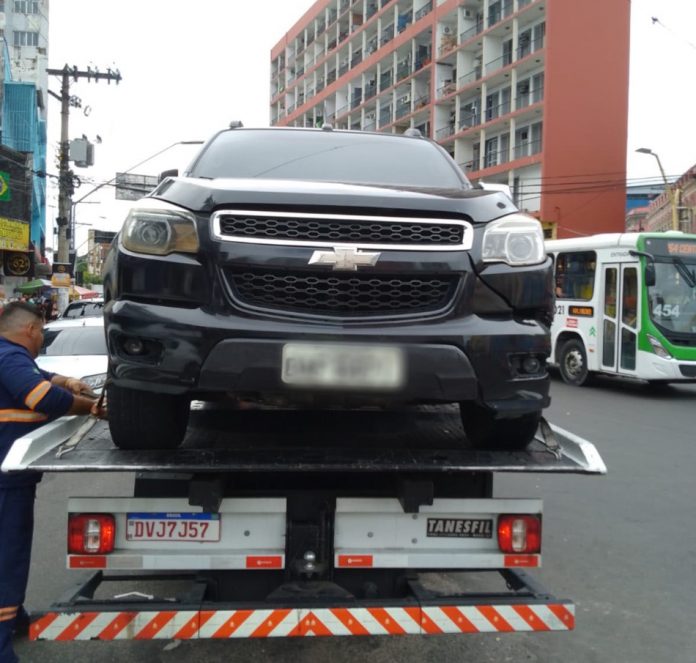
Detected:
left=212, top=210, right=472, bottom=250
left=226, top=270, right=458, bottom=317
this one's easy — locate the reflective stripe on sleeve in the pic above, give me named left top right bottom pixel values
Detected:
left=0, top=409, right=48, bottom=422
left=24, top=380, right=52, bottom=410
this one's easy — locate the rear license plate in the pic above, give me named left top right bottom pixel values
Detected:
left=281, top=343, right=404, bottom=389
left=126, top=513, right=221, bottom=542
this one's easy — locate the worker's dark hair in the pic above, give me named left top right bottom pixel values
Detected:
left=0, top=301, right=44, bottom=333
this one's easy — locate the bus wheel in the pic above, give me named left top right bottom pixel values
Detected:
left=559, top=339, right=591, bottom=386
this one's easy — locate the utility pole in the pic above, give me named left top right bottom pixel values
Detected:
left=47, top=64, right=121, bottom=312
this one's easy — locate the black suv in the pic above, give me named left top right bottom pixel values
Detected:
left=103, top=127, right=553, bottom=450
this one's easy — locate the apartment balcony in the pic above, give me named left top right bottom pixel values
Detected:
left=483, top=145, right=511, bottom=169
left=459, top=108, right=479, bottom=131
left=335, top=102, right=350, bottom=118
left=351, top=52, right=363, bottom=67
left=351, top=92, right=363, bottom=109
left=415, top=54, right=431, bottom=70
left=436, top=124, right=455, bottom=140
left=365, top=82, right=378, bottom=100
left=414, top=1, right=432, bottom=21
left=517, top=35, right=545, bottom=60
left=483, top=52, right=513, bottom=76
left=414, top=91, right=430, bottom=109
left=460, top=21, right=484, bottom=44
left=395, top=98, right=412, bottom=119
left=513, top=138, right=542, bottom=160
left=380, top=70, right=393, bottom=90
left=339, top=62, right=349, bottom=77
left=397, top=12, right=412, bottom=33
left=457, top=66, right=482, bottom=90
left=460, top=158, right=480, bottom=173
left=379, top=105, right=393, bottom=126
left=437, top=80, right=457, bottom=98
left=484, top=99, right=511, bottom=123
left=364, top=119, right=377, bottom=131
left=397, top=61, right=412, bottom=81
left=366, top=3, right=378, bottom=20
left=327, top=69, right=336, bottom=85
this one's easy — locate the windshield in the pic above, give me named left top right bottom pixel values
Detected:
left=63, top=302, right=104, bottom=319
left=188, top=129, right=470, bottom=190
left=40, top=327, right=107, bottom=356
left=647, top=262, right=696, bottom=334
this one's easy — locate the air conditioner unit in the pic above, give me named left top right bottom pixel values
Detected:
left=443, top=25, right=452, bottom=35
left=399, top=93, right=411, bottom=104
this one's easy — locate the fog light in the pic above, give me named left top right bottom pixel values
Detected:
left=522, top=356, right=542, bottom=374
left=123, top=337, right=146, bottom=355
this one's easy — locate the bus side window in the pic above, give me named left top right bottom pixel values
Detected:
left=555, top=251, right=596, bottom=300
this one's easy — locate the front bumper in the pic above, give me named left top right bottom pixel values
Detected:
left=106, top=300, right=550, bottom=415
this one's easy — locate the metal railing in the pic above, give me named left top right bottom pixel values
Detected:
left=379, top=106, right=393, bottom=126
left=513, top=138, right=542, bottom=160
left=397, top=61, right=412, bottom=81
left=460, top=21, right=483, bottom=43
left=485, top=98, right=511, bottom=122
left=380, top=70, right=393, bottom=90
left=415, top=2, right=432, bottom=21
left=395, top=99, right=412, bottom=119
left=457, top=66, right=482, bottom=89
left=437, top=80, right=457, bottom=98
left=483, top=144, right=511, bottom=169
left=517, top=35, right=545, bottom=59
left=414, top=92, right=430, bottom=109
left=435, top=124, right=455, bottom=140
left=459, top=108, right=479, bottom=130
left=484, top=52, right=513, bottom=75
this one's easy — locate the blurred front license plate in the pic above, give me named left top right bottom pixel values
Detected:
left=282, top=343, right=404, bottom=389
left=126, top=513, right=220, bottom=542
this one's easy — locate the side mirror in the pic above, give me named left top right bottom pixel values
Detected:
left=645, top=262, right=656, bottom=287
left=158, top=168, right=178, bottom=183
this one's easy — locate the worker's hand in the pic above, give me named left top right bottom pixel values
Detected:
left=91, top=398, right=108, bottom=420
left=64, top=377, right=93, bottom=396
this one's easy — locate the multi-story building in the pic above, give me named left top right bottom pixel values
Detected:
left=85, top=228, right=116, bottom=278
left=0, top=0, right=49, bottom=266
left=271, top=0, right=630, bottom=238
left=643, top=165, right=696, bottom=234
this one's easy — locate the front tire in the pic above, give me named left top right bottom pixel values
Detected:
left=459, top=402, right=541, bottom=450
left=108, top=383, right=190, bottom=450
left=558, top=339, right=591, bottom=386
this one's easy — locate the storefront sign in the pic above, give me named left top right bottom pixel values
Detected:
left=0, top=216, right=30, bottom=251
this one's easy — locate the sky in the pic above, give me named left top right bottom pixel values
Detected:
left=44, top=0, right=696, bottom=252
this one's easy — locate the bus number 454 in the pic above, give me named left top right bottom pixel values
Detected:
left=653, top=304, right=680, bottom=318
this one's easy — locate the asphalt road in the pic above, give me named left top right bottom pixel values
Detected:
left=15, top=376, right=696, bottom=662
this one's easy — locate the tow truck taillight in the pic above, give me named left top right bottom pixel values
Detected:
left=68, top=514, right=115, bottom=554
left=497, top=515, right=541, bottom=554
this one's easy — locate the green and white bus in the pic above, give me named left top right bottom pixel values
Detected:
left=545, top=232, right=696, bottom=386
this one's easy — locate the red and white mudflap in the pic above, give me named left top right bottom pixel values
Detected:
left=32, top=601, right=574, bottom=640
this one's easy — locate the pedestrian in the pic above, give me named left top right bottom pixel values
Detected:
left=0, top=302, right=107, bottom=662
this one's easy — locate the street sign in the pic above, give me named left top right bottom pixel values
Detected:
left=114, top=172, right=159, bottom=201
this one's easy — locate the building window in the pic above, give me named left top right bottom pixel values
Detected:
left=14, top=0, right=39, bottom=13
left=13, top=30, right=39, bottom=46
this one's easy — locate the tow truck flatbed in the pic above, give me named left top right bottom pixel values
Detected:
left=3, top=406, right=605, bottom=475
left=3, top=406, right=606, bottom=643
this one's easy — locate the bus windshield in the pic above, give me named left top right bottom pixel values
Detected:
left=647, top=261, right=696, bottom=335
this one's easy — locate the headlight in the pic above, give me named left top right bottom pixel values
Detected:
left=122, top=200, right=199, bottom=256
left=482, top=214, right=546, bottom=266
left=647, top=334, right=672, bottom=360
left=81, top=373, right=107, bottom=391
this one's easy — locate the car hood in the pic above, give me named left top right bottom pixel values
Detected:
left=35, top=355, right=108, bottom=380
left=149, top=177, right=517, bottom=223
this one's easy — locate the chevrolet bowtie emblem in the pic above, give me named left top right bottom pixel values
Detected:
left=309, top=246, right=381, bottom=271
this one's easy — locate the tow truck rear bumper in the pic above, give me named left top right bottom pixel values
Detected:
left=31, top=569, right=574, bottom=640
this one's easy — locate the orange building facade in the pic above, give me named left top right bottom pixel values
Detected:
left=270, top=0, right=631, bottom=238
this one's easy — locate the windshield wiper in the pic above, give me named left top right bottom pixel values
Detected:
left=673, top=257, right=696, bottom=288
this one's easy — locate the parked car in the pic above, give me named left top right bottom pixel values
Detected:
left=59, top=298, right=105, bottom=319
left=37, top=317, right=108, bottom=393
left=103, top=126, right=553, bottom=450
